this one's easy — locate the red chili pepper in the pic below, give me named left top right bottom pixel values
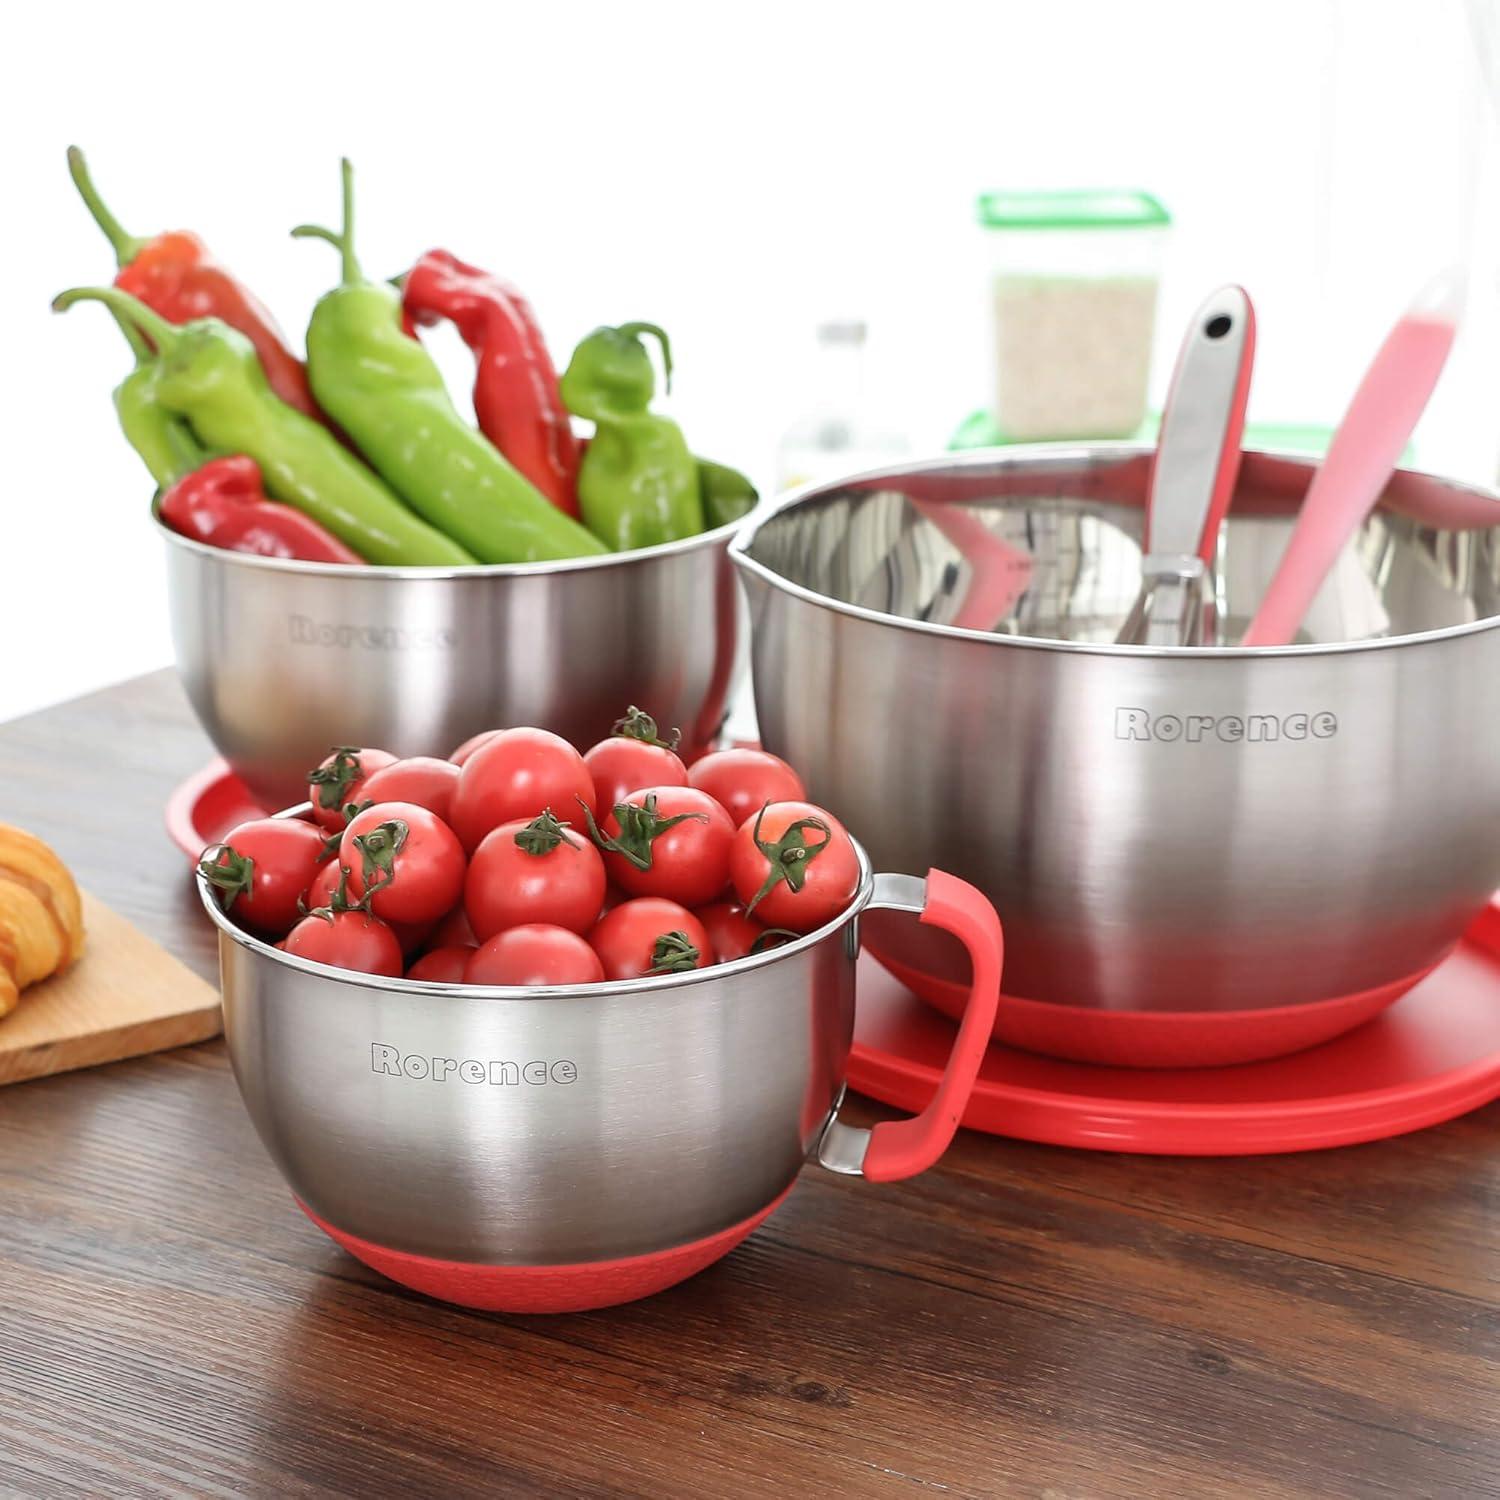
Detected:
left=401, top=250, right=581, bottom=516
left=159, top=456, right=364, bottom=564
left=67, top=147, right=327, bottom=426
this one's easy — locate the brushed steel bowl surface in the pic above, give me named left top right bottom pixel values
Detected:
left=199, top=842, right=930, bottom=1266
left=161, top=514, right=743, bottom=809
left=732, top=445, right=1500, bottom=1020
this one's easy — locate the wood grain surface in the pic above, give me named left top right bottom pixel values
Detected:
left=0, top=889, right=221, bottom=1085
left=1, top=671, right=1497, bottom=1499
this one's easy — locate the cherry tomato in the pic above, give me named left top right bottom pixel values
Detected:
left=589, top=786, right=735, bottom=908
left=306, top=857, right=431, bottom=954
left=340, top=801, right=466, bottom=926
left=589, top=898, right=710, bottom=981
left=406, top=945, right=474, bottom=983
left=450, top=728, right=597, bottom=852
left=693, top=900, right=791, bottom=964
left=687, top=748, right=807, bottom=831
left=450, top=729, right=501, bottom=766
left=306, top=746, right=398, bottom=832
left=465, top=811, right=606, bottom=940
left=391, top=916, right=437, bottom=957
left=284, top=908, right=403, bottom=976
left=359, top=756, right=461, bottom=825
left=582, top=707, right=689, bottom=814
left=729, top=801, right=861, bottom=933
left=199, top=817, right=327, bottom=936
left=429, top=905, right=478, bottom=949
left=465, top=925, right=605, bottom=986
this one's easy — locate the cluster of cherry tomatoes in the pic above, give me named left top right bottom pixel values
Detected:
left=199, top=709, right=862, bottom=986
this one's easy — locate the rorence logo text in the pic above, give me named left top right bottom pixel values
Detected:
left=290, top=615, right=455, bottom=652
left=371, top=1043, right=577, bottom=1085
left=1115, top=707, right=1338, bottom=744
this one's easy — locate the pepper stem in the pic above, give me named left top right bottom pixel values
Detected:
left=52, top=285, right=179, bottom=351
left=104, top=303, right=154, bottom=366
left=291, top=157, right=362, bottom=285
left=618, top=322, right=673, bottom=393
left=66, top=146, right=148, bottom=268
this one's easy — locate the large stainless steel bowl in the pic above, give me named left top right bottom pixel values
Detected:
left=161, top=514, right=742, bottom=809
left=732, top=445, right=1500, bottom=1065
left=198, top=841, right=1001, bottom=1312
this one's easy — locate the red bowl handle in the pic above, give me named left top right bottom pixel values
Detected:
left=818, top=869, right=1003, bottom=1182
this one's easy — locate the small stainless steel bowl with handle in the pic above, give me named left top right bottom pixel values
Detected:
left=160, top=512, right=743, bottom=810
left=197, top=831, right=1002, bottom=1314
left=731, top=445, right=1500, bottom=1067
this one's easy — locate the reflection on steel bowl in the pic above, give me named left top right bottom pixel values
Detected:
left=732, top=445, right=1500, bottom=1066
left=160, top=514, right=743, bottom=809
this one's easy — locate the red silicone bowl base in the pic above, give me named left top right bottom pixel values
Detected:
left=296, top=1185, right=794, bottom=1314
left=864, top=938, right=1433, bottom=1069
left=848, top=922, right=1500, bottom=1155
left=165, top=758, right=269, bottom=857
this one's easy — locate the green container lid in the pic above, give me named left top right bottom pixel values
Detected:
left=947, top=410, right=1415, bottom=464
left=976, top=189, right=1171, bottom=232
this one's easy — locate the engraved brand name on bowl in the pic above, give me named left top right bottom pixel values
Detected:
left=371, top=1044, right=578, bottom=1085
left=1114, top=707, right=1339, bottom=744
left=289, top=614, right=457, bottom=652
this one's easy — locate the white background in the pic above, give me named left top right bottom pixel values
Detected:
left=4, top=0, right=1498, bottom=722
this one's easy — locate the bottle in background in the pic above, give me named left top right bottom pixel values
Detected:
left=775, top=320, right=910, bottom=492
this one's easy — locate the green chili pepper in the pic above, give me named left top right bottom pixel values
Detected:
left=559, top=322, right=706, bottom=552
left=293, top=160, right=605, bottom=564
left=52, top=286, right=474, bottom=567
left=102, top=303, right=206, bottom=488
left=696, top=456, right=758, bottom=530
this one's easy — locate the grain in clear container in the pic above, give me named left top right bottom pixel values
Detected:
left=978, top=190, right=1170, bottom=442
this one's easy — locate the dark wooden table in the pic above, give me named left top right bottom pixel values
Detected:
left=2, top=671, right=1497, bottom=1498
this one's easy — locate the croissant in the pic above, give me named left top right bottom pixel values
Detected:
left=0, top=824, right=85, bottom=1019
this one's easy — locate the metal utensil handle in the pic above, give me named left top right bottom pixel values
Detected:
left=1145, top=284, right=1255, bottom=561
left=817, top=870, right=1003, bottom=1181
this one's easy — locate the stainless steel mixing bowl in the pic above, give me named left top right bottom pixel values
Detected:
left=160, top=514, right=742, bottom=809
left=197, top=838, right=1000, bottom=1310
left=732, top=445, right=1500, bottom=1065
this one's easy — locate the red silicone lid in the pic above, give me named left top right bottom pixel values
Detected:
left=165, top=758, right=268, bottom=856
left=848, top=907, right=1500, bottom=1155
left=164, top=747, right=770, bottom=857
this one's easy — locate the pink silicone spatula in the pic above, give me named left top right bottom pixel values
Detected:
left=1117, top=284, right=1255, bottom=646
left=1241, top=269, right=1465, bottom=647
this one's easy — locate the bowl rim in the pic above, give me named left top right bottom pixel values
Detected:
left=197, top=824, right=875, bottom=1001
left=729, top=443, right=1500, bottom=659
left=153, top=501, right=749, bottom=580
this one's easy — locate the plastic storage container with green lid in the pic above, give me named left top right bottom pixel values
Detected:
left=978, top=188, right=1170, bottom=443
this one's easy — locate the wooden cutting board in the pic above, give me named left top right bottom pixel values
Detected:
left=0, top=889, right=221, bottom=1085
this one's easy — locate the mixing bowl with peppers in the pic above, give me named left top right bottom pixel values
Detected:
left=57, top=151, right=758, bottom=565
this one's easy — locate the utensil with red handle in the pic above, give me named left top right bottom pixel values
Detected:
left=1242, top=269, right=1464, bottom=647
